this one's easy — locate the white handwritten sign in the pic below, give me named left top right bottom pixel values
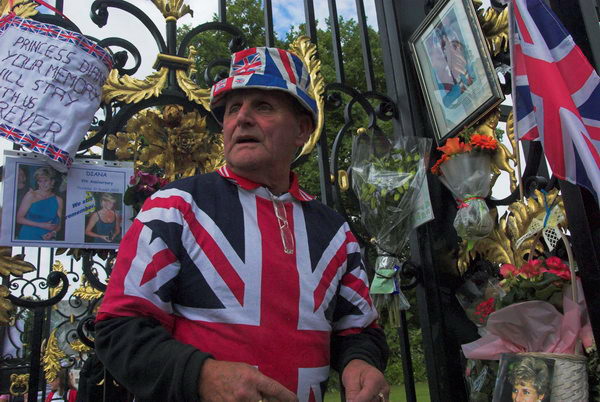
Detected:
left=0, top=14, right=112, bottom=172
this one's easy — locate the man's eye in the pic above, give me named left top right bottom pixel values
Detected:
left=227, top=105, right=240, bottom=114
left=257, top=102, right=272, bottom=111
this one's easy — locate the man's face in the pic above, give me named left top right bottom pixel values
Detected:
left=222, top=89, right=312, bottom=176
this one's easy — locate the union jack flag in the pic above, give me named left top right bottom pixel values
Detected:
left=510, top=0, right=600, bottom=200
left=98, top=170, right=379, bottom=401
left=232, top=50, right=263, bottom=75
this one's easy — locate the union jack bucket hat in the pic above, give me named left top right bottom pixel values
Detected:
left=210, top=47, right=317, bottom=124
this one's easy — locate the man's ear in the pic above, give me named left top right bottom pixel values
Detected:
left=295, top=114, right=314, bottom=147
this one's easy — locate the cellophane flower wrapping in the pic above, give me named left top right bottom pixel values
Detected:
left=456, top=271, right=504, bottom=330
left=350, top=135, right=432, bottom=255
left=369, top=254, right=411, bottom=322
left=438, top=152, right=493, bottom=241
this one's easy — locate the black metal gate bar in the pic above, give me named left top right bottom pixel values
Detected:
left=218, top=0, right=227, bottom=24
left=327, top=0, right=346, bottom=83
left=264, top=0, right=275, bottom=47
left=398, top=311, right=416, bottom=402
left=354, top=0, right=375, bottom=91
left=26, top=308, right=44, bottom=402
left=301, top=0, right=334, bottom=207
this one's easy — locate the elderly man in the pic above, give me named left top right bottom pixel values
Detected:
left=95, top=47, right=389, bottom=402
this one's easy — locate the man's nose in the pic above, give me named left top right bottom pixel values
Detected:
left=235, top=104, right=255, bottom=126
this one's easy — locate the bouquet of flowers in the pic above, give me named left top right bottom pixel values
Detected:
left=461, top=255, right=594, bottom=401
left=350, top=131, right=431, bottom=319
left=351, top=133, right=431, bottom=256
left=124, top=170, right=170, bottom=216
left=431, top=133, right=498, bottom=242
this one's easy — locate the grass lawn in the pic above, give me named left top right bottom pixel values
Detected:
left=324, top=383, right=430, bottom=402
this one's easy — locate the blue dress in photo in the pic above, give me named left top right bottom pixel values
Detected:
left=92, top=211, right=117, bottom=243
left=17, top=196, right=59, bottom=240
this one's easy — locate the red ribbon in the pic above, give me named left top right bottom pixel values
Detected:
left=456, top=196, right=484, bottom=209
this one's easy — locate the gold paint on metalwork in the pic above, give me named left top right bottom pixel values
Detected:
left=43, top=329, right=66, bottom=383
left=2, top=0, right=38, bottom=17
left=458, top=189, right=564, bottom=273
left=472, top=109, right=518, bottom=192
left=474, top=0, right=509, bottom=57
left=9, top=374, right=28, bottom=396
left=338, top=170, right=349, bottom=191
left=102, top=67, right=169, bottom=104
left=151, top=0, right=192, bottom=20
left=70, top=339, right=92, bottom=354
left=73, top=277, right=104, bottom=301
left=289, top=36, right=325, bottom=158
left=49, top=261, right=66, bottom=303
left=176, top=70, right=211, bottom=109
left=0, top=247, right=35, bottom=277
left=153, top=53, right=194, bottom=70
left=356, top=127, right=367, bottom=136
left=110, top=106, right=223, bottom=180
left=0, top=285, right=15, bottom=326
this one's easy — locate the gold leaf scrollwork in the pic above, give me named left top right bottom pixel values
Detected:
left=2, top=0, right=38, bottom=18
left=473, top=0, right=509, bottom=57
left=70, top=338, right=92, bottom=354
left=102, top=68, right=169, bottom=104
left=458, top=189, right=564, bottom=273
left=43, top=329, right=66, bottom=383
left=288, top=36, right=326, bottom=158
left=176, top=70, right=211, bottom=110
left=73, top=276, right=104, bottom=301
left=0, top=247, right=35, bottom=277
left=49, top=261, right=66, bottom=302
left=9, top=374, right=29, bottom=396
left=0, top=285, right=15, bottom=326
left=115, top=106, right=224, bottom=180
left=151, top=0, right=193, bottom=20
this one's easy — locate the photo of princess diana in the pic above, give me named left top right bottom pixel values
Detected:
left=84, top=192, right=123, bottom=244
left=14, top=164, right=67, bottom=242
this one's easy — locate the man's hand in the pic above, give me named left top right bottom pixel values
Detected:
left=342, top=359, right=390, bottom=402
left=198, top=359, right=298, bottom=402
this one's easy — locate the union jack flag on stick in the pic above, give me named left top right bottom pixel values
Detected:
left=509, top=0, right=600, bottom=201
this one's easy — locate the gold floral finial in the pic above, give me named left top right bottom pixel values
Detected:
left=151, top=0, right=193, bottom=20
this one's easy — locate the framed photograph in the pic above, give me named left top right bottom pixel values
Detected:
left=0, top=151, right=134, bottom=249
left=409, top=0, right=504, bottom=144
left=492, top=354, right=554, bottom=402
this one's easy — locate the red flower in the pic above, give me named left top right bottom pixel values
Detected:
left=474, top=297, right=496, bottom=323
left=437, top=137, right=472, bottom=156
left=470, top=134, right=498, bottom=150
left=430, top=154, right=450, bottom=175
left=500, top=263, right=518, bottom=278
left=519, top=259, right=543, bottom=278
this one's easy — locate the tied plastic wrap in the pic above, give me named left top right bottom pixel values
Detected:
left=350, top=134, right=431, bottom=255
left=438, top=152, right=493, bottom=241
left=369, top=254, right=411, bottom=327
